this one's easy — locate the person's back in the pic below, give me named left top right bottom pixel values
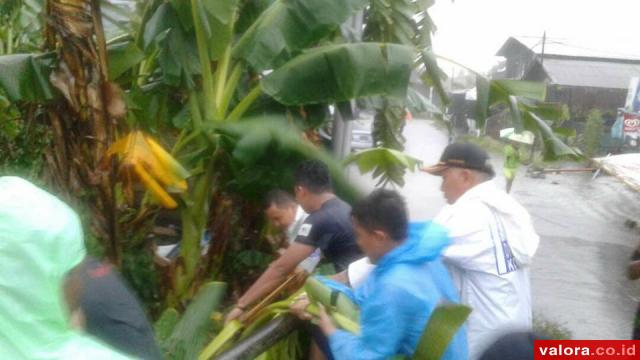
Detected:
left=79, top=257, right=162, bottom=359
left=357, top=251, right=466, bottom=358
left=436, top=180, right=537, bottom=358
left=423, top=143, right=539, bottom=359
left=321, top=191, right=467, bottom=360
left=297, top=196, right=361, bottom=271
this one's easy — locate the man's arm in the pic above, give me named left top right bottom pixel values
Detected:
left=226, top=242, right=316, bottom=322
left=436, top=204, right=494, bottom=271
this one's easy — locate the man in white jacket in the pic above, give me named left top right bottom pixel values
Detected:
left=422, top=143, right=540, bottom=360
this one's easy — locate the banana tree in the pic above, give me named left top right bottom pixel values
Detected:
left=102, top=0, right=419, bottom=306
left=0, top=0, right=580, bottom=314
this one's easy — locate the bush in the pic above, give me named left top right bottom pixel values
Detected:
left=581, top=109, right=604, bottom=159
left=533, top=313, right=572, bottom=339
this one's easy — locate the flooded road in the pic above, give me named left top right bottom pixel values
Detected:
left=347, top=119, right=640, bottom=339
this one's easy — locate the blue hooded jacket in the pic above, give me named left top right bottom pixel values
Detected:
left=325, top=222, right=468, bottom=360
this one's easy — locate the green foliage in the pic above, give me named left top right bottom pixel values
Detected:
left=304, top=276, right=360, bottom=323
left=256, top=330, right=308, bottom=360
left=213, top=118, right=362, bottom=202
left=344, top=147, right=422, bottom=187
left=0, top=0, right=42, bottom=54
left=154, top=308, right=180, bottom=343
left=142, top=3, right=201, bottom=87
left=582, top=109, right=604, bottom=159
left=234, top=0, right=368, bottom=71
left=372, top=99, right=407, bottom=151
left=0, top=103, right=48, bottom=178
left=412, top=304, right=471, bottom=360
left=162, top=282, right=227, bottom=359
left=0, top=53, right=55, bottom=103
left=107, top=40, right=145, bottom=80
left=475, top=78, right=546, bottom=131
left=533, top=313, right=572, bottom=340
left=0, top=1, right=48, bottom=179
left=262, top=43, right=415, bottom=105
left=121, top=246, right=162, bottom=316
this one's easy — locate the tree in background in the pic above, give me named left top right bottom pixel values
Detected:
left=582, top=109, right=604, bottom=159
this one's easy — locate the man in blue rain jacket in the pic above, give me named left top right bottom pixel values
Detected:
left=307, top=189, right=467, bottom=360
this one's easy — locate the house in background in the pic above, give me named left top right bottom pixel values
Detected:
left=494, top=37, right=640, bottom=122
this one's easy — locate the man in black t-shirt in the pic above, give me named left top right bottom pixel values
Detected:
left=225, top=160, right=362, bottom=323
left=294, top=194, right=360, bottom=272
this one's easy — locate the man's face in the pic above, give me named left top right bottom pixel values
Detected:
left=440, top=167, right=470, bottom=204
left=353, top=218, right=386, bottom=263
left=265, top=204, right=297, bottom=230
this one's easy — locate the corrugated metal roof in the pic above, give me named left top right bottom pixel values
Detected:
left=510, top=36, right=640, bottom=60
left=540, top=57, right=640, bottom=89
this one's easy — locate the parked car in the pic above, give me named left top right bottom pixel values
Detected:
left=319, top=113, right=374, bottom=152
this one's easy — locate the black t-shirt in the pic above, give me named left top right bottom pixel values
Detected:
left=294, top=197, right=362, bottom=272
left=80, top=257, right=163, bottom=360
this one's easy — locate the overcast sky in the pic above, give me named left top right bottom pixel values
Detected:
left=430, top=0, right=640, bottom=74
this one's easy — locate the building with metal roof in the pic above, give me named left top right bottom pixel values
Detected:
left=494, top=37, right=640, bottom=121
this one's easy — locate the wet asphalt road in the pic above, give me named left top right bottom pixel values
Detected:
left=346, top=119, right=640, bottom=339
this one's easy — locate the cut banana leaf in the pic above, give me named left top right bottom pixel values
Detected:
left=162, top=282, right=227, bottom=359
left=154, top=307, right=180, bottom=344
left=304, top=277, right=359, bottom=322
left=199, top=319, right=244, bottom=360
left=412, top=304, right=471, bottom=360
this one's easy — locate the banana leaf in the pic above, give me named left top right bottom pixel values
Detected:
left=154, top=308, right=180, bottom=344
left=199, top=320, right=244, bottom=360
left=193, top=0, right=238, bottom=60
left=262, top=43, right=415, bottom=105
left=304, top=277, right=360, bottom=322
left=0, top=53, right=55, bottom=102
left=411, top=304, right=471, bottom=360
left=213, top=315, right=302, bottom=360
left=343, top=147, right=422, bottom=187
left=142, top=3, right=200, bottom=87
left=234, top=0, right=368, bottom=71
left=162, top=281, right=227, bottom=359
left=211, top=118, right=363, bottom=203
left=406, top=87, right=442, bottom=115
left=524, top=112, right=582, bottom=161
left=107, top=40, right=145, bottom=80
left=475, top=77, right=546, bottom=130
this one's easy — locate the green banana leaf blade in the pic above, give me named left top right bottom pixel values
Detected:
left=262, top=43, right=415, bottom=105
left=412, top=304, right=471, bottom=360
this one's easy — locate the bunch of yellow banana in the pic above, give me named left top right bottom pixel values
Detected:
left=106, top=131, right=189, bottom=209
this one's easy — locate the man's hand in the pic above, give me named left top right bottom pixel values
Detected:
left=224, top=306, right=245, bottom=324
left=317, top=304, right=337, bottom=336
left=289, top=295, right=313, bottom=321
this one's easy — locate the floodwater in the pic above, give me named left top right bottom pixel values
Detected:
left=347, top=119, right=640, bottom=339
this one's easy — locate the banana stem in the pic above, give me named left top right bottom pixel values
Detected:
left=227, top=85, right=262, bottom=122
left=190, top=0, right=216, bottom=122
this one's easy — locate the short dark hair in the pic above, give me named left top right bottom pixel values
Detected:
left=293, top=159, right=332, bottom=194
left=351, top=189, right=408, bottom=242
left=265, top=189, right=296, bottom=209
